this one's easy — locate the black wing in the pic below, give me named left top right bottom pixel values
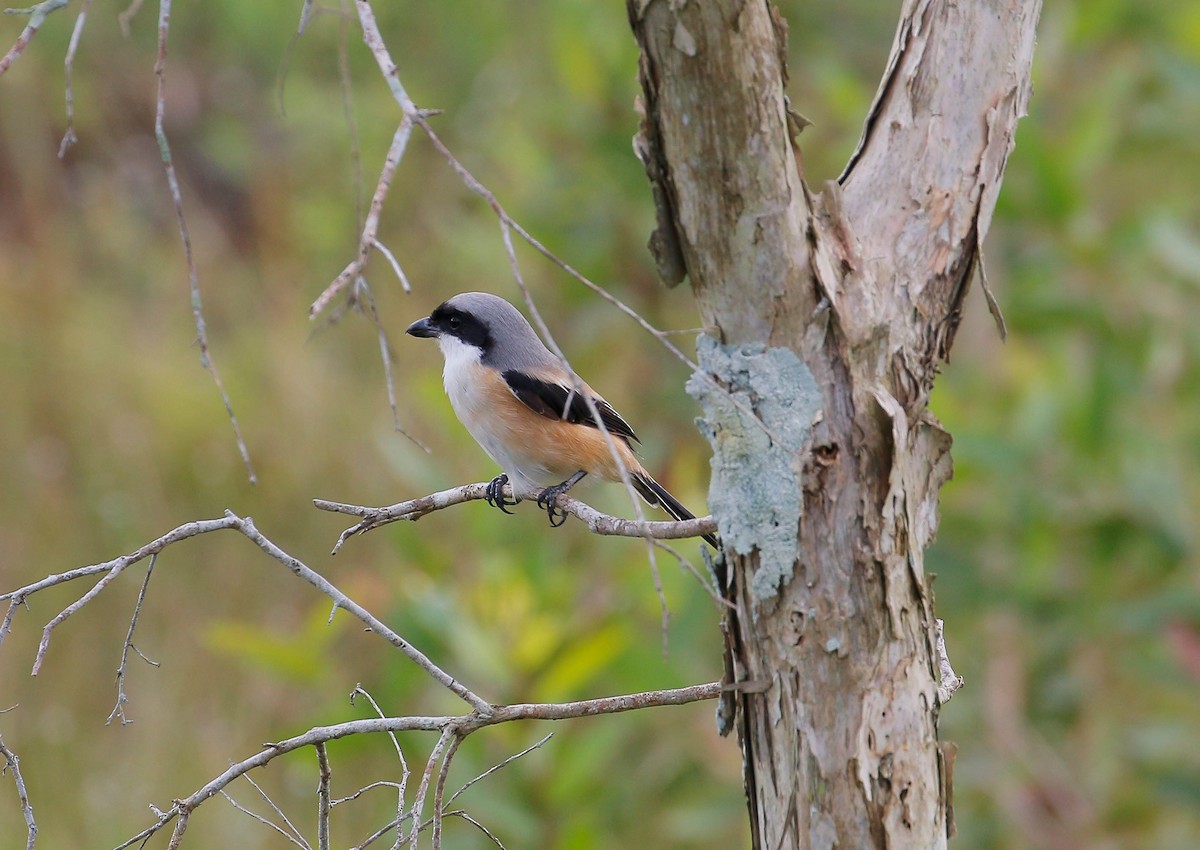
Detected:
left=502, top=370, right=639, bottom=443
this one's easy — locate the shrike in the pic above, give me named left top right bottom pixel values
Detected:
left=406, top=292, right=717, bottom=547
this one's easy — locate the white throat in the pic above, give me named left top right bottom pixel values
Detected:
left=437, top=334, right=483, bottom=377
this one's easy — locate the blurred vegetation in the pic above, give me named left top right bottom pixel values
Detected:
left=0, top=1, right=1196, bottom=848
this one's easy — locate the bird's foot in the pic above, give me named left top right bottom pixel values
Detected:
left=535, top=471, right=586, bottom=528
left=485, top=474, right=520, bottom=515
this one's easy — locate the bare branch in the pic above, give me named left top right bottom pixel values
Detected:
left=2, top=513, right=490, bottom=713
left=315, top=484, right=718, bottom=554
left=444, top=810, right=506, bottom=849
left=246, top=772, right=313, bottom=850
left=57, top=0, right=94, bottom=157
left=221, top=787, right=311, bottom=850
left=404, top=725, right=455, bottom=850
left=309, top=115, right=414, bottom=318
left=316, top=743, right=331, bottom=850
left=445, top=733, right=552, bottom=809
left=0, top=0, right=67, bottom=78
left=350, top=684, right=409, bottom=837
left=116, top=0, right=143, bottom=36
left=353, top=277, right=430, bottom=452
left=152, top=0, right=256, bottom=484
left=107, top=553, right=161, bottom=726
left=114, top=681, right=719, bottom=849
left=430, top=731, right=462, bottom=850
left=0, top=733, right=36, bottom=850
left=372, top=239, right=410, bottom=292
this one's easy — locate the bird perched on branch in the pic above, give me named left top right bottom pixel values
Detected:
left=406, top=292, right=717, bottom=548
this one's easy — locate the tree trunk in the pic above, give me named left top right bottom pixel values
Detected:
left=627, top=1, right=1041, bottom=847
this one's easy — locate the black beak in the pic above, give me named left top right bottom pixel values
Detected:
left=406, top=317, right=437, bottom=338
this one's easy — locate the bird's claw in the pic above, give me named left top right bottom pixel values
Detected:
left=536, top=485, right=570, bottom=528
left=485, top=474, right=520, bottom=515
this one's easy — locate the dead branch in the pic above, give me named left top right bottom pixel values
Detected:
left=112, top=681, right=717, bottom=850
left=0, top=512, right=490, bottom=712
left=0, top=733, right=36, bottom=850
left=106, top=553, right=161, bottom=726
left=153, top=0, right=256, bottom=484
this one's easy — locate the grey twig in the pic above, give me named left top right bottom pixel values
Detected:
left=350, top=684, right=409, bottom=840
left=309, top=115, right=414, bottom=319
left=316, top=743, right=331, bottom=850
left=0, top=733, right=36, bottom=850
left=116, top=0, right=143, bottom=36
left=153, top=0, right=256, bottom=484
left=445, top=733, right=552, bottom=808
left=220, top=787, right=311, bottom=850
left=429, top=731, right=462, bottom=850
left=315, top=485, right=718, bottom=554
left=57, top=0, right=94, bottom=157
left=0, top=0, right=68, bottom=78
left=107, top=553, right=161, bottom=726
left=405, top=725, right=456, bottom=850
left=243, top=772, right=312, bottom=850
left=443, top=810, right=506, bottom=849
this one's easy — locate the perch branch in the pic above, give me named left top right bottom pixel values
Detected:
left=314, top=483, right=718, bottom=554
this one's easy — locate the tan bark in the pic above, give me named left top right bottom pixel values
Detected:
left=628, top=1, right=1041, bottom=847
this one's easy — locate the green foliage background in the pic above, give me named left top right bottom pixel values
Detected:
left=0, top=1, right=1197, bottom=848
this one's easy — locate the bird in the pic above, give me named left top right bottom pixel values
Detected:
left=406, top=292, right=718, bottom=548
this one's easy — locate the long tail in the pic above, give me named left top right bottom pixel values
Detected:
left=632, top=473, right=720, bottom=549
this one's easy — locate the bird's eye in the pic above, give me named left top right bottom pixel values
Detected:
left=448, top=316, right=462, bottom=329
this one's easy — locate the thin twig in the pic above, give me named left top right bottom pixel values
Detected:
left=221, top=789, right=311, bottom=850
left=371, top=239, right=410, bottom=292
left=444, top=810, right=506, bottom=849
left=107, top=553, right=161, bottom=726
left=117, top=0, right=143, bottom=36
left=309, top=115, right=414, bottom=318
left=153, top=0, right=257, bottom=484
left=650, top=538, right=731, bottom=610
left=57, top=0, right=95, bottom=158
left=0, top=734, right=36, bottom=850
left=315, top=485, right=718, bottom=554
left=244, top=772, right=312, bottom=850
left=316, top=743, right=331, bottom=850
left=445, top=733, right=552, bottom=808
left=404, top=725, right=455, bottom=850
left=337, top=0, right=364, bottom=233
left=0, top=0, right=68, bottom=78
left=331, top=780, right=403, bottom=807
left=350, top=684, right=409, bottom=838
left=430, top=732, right=462, bottom=850
left=353, top=277, right=429, bottom=451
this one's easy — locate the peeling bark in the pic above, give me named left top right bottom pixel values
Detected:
left=627, top=1, right=1041, bottom=847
